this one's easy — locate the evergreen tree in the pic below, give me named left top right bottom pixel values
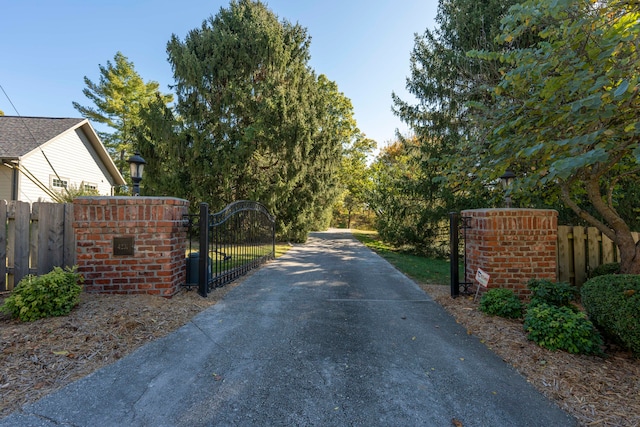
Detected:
left=134, top=95, right=191, bottom=199
left=391, top=0, right=524, bottom=234
left=163, top=0, right=351, bottom=241
left=73, top=52, right=173, bottom=182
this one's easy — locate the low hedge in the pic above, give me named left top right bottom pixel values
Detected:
left=527, top=278, right=576, bottom=308
left=588, top=262, right=620, bottom=278
left=479, top=288, right=523, bottom=319
left=523, top=303, right=604, bottom=355
left=0, top=266, right=83, bottom=322
left=581, top=274, right=640, bottom=357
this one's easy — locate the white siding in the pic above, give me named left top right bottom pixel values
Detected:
left=0, top=164, right=13, bottom=200
left=19, top=128, right=117, bottom=202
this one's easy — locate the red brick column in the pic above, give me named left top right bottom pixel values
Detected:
left=462, top=209, right=558, bottom=298
left=73, top=197, right=189, bottom=297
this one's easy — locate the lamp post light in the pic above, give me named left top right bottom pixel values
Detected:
left=499, top=170, right=516, bottom=208
left=127, top=152, right=146, bottom=196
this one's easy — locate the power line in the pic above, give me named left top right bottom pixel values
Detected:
left=0, top=83, right=72, bottom=199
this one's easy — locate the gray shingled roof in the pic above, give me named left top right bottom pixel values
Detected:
left=0, top=116, right=85, bottom=158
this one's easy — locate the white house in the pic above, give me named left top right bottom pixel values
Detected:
left=0, top=116, right=125, bottom=202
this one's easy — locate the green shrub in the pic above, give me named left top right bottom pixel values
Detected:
left=0, top=266, right=83, bottom=322
left=588, top=262, right=620, bottom=278
left=527, top=278, right=576, bottom=308
left=479, top=288, right=523, bottom=319
left=523, top=303, right=604, bottom=355
left=581, top=274, right=640, bottom=357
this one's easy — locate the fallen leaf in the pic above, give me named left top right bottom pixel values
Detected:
left=452, top=418, right=464, bottom=427
left=53, top=350, right=69, bottom=356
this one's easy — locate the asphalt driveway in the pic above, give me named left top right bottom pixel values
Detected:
left=0, top=229, right=576, bottom=426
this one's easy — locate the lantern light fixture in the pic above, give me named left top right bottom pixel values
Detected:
left=127, top=152, right=146, bottom=196
left=499, top=170, right=516, bottom=208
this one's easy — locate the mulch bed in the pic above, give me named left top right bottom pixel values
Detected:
left=1, top=281, right=638, bottom=426
left=0, top=286, right=230, bottom=419
left=420, top=284, right=640, bottom=427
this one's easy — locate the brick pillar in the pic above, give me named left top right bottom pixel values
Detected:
left=462, top=208, right=558, bottom=298
left=73, top=197, right=189, bottom=297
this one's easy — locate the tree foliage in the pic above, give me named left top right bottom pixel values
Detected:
left=386, top=0, right=521, bottom=250
left=367, top=138, right=455, bottom=256
left=73, top=52, right=173, bottom=183
left=139, top=0, right=352, bottom=241
left=467, top=0, right=640, bottom=273
left=335, top=133, right=376, bottom=229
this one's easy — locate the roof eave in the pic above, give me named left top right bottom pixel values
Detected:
left=75, top=120, right=126, bottom=186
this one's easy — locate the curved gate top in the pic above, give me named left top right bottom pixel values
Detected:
left=210, top=201, right=275, bottom=227
left=187, top=201, right=275, bottom=297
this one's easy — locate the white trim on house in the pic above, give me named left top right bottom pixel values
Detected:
left=0, top=117, right=126, bottom=202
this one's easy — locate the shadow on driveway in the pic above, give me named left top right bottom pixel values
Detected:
left=1, top=229, right=576, bottom=426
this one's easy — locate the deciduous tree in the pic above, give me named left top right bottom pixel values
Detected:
left=337, top=133, right=375, bottom=229
left=468, top=0, right=640, bottom=273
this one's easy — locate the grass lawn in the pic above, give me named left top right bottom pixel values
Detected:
left=351, top=230, right=458, bottom=286
left=275, top=243, right=292, bottom=258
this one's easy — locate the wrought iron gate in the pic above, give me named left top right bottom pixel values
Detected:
left=449, top=212, right=472, bottom=298
left=187, top=201, right=275, bottom=297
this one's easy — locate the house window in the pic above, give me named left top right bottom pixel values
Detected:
left=51, top=177, right=68, bottom=189
left=83, top=183, right=97, bottom=191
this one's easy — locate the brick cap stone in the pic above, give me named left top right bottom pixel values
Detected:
left=74, top=196, right=188, bottom=203
left=461, top=208, right=558, bottom=215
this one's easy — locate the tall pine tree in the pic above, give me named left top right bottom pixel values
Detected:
left=73, top=52, right=173, bottom=182
left=391, top=0, right=523, bottom=232
left=157, top=0, right=352, bottom=240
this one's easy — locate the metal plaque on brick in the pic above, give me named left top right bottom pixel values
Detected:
left=113, top=236, right=135, bottom=256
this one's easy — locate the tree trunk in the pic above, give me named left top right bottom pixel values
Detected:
left=561, top=179, right=640, bottom=274
left=617, top=233, right=640, bottom=274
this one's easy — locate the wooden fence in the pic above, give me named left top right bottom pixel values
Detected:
left=557, top=225, right=640, bottom=287
left=0, top=201, right=75, bottom=292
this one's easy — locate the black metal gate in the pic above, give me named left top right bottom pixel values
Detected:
left=449, top=212, right=472, bottom=298
left=186, top=201, right=275, bottom=297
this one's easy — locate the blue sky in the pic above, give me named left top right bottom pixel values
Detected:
left=0, top=1, right=437, bottom=146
